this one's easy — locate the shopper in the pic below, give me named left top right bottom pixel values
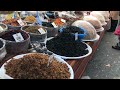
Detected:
left=112, top=23, right=120, bottom=50
left=107, top=11, right=119, bottom=32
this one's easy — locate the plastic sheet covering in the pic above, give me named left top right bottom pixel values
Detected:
left=90, top=11, right=107, bottom=26
left=72, top=20, right=97, bottom=40
left=83, top=15, right=102, bottom=31
left=94, top=11, right=110, bottom=21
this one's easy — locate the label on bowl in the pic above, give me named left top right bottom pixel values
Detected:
left=61, top=19, right=66, bottom=23
left=75, top=32, right=78, bottom=41
left=52, top=22, right=58, bottom=28
left=13, top=33, right=24, bottom=42
left=0, top=26, right=4, bottom=31
left=17, top=19, right=24, bottom=26
left=38, top=28, right=46, bottom=34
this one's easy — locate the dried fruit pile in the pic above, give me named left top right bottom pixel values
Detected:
left=5, top=53, right=70, bottom=79
left=2, top=18, right=20, bottom=26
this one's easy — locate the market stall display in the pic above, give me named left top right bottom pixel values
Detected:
left=83, top=15, right=104, bottom=32
left=0, top=38, right=6, bottom=61
left=0, top=30, right=30, bottom=54
left=0, top=53, right=74, bottom=79
left=72, top=20, right=99, bottom=41
left=0, top=11, right=110, bottom=79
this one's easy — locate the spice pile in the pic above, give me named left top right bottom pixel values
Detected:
left=61, top=26, right=84, bottom=34
left=2, top=18, right=25, bottom=27
left=53, top=18, right=65, bottom=26
left=46, top=26, right=88, bottom=57
left=0, top=30, right=26, bottom=41
left=5, top=53, right=70, bottom=79
left=24, top=16, right=36, bottom=23
left=24, top=26, right=45, bottom=34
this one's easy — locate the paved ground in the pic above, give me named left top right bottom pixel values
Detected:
left=82, top=31, right=120, bottom=79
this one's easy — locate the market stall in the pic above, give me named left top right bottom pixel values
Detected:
left=0, top=11, right=110, bottom=79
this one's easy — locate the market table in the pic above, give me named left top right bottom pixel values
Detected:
left=0, top=22, right=109, bottom=79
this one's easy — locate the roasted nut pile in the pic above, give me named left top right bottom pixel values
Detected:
left=5, top=53, right=70, bottom=79
left=47, top=26, right=88, bottom=57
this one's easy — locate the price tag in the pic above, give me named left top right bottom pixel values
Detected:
left=52, top=22, right=58, bottom=28
left=13, top=33, right=24, bottom=42
left=61, top=19, right=66, bottom=23
left=38, top=28, right=46, bottom=34
left=0, top=26, right=4, bottom=31
left=17, top=19, right=24, bottom=26
left=75, top=32, right=78, bottom=41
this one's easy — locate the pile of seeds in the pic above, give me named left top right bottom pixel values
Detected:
left=0, top=30, right=26, bottom=41
left=42, top=22, right=54, bottom=27
left=5, top=53, right=70, bottom=79
left=46, top=26, right=88, bottom=57
left=61, top=26, right=84, bottom=34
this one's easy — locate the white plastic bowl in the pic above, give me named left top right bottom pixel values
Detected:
left=47, top=41, right=92, bottom=60
left=0, top=53, right=74, bottom=79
